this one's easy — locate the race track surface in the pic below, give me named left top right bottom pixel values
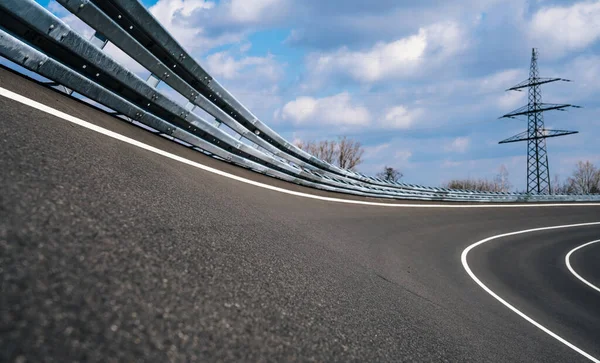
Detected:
left=1, top=66, right=599, bottom=362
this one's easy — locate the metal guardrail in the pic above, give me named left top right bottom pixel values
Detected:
left=0, top=0, right=598, bottom=202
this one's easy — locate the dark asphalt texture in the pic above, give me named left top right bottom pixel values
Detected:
left=468, top=227, right=600, bottom=360
left=569, top=239, right=600, bottom=292
left=1, top=66, right=599, bottom=362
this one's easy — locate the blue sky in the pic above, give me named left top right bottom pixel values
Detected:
left=35, top=0, right=600, bottom=189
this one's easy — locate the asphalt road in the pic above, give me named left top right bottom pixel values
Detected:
left=568, top=240, right=600, bottom=292
left=1, top=66, right=599, bottom=362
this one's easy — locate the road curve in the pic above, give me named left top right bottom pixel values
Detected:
left=463, top=225, right=600, bottom=363
left=566, top=240, right=600, bottom=294
left=1, top=65, right=600, bottom=362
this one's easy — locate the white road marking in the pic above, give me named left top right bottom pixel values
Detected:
left=566, top=239, right=600, bottom=294
left=461, top=222, right=600, bottom=363
left=1, top=85, right=600, bottom=209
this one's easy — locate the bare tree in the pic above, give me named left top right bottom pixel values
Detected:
left=551, top=174, right=575, bottom=195
left=493, top=164, right=512, bottom=192
left=566, top=161, right=600, bottom=194
left=295, top=136, right=364, bottom=170
left=295, top=140, right=338, bottom=164
left=445, top=178, right=503, bottom=192
left=445, top=165, right=512, bottom=192
left=376, top=166, right=403, bottom=182
left=317, top=140, right=338, bottom=164
left=337, top=136, right=364, bottom=170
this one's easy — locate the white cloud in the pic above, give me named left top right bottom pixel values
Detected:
left=394, top=150, right=413, bottom=162
left=381, top=106, right=423, bottom=129
left=497, top=89, right=526, bottom=110
left=445, top=137, right=470, bottom=153
left=205, top=51, right=282, bottom=81
left=149, top=0, right=244, bottom=52
left=279, top=92, right=370, bottom=126
left=239, top=42, right=252, bottom=53
left=202, top=50, right=285, bottom=120
left=227, top=0, right=284, bottom=23
left=530, top=1, right=600, bottom=55
left=150, top=0, right=214, bottom=30
left=477, top=69, right=524, bottom=94
left=305, top=21, right=468, bottom=83
left=363, top=143, right=390, bottom=158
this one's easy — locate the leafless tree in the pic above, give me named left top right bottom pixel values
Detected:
left=295, top=140, right=338, bottom=164
left=317, top=140, right=338, bottom=164
left=295, top=136, right=364, bottom=170
left=566, top=161, right=600, bottom=194
left=551, top=174, right=575, bottom=195
left=445, top=165, right=512, bottom=192
left=445, top=178, right=503, bottom=192
left=493, top=164, right=512, bottom=192
left=376, top=166, right=403, bottom=182
left=337, top=136, right=364, bottom=170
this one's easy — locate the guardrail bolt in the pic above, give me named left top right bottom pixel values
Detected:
left=79, top=3, right=85, bottom=9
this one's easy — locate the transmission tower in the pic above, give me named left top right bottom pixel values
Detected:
left=499, top=48, right=579, bottom=194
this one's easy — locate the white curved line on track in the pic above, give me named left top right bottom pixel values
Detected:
left=566, top=239, right=600, bottom=294
left=462, top=222, right=600, bottom=363
left=2, top=85, right=600, bottom=209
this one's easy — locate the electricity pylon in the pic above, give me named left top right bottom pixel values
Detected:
left=499, top=48, right=579, bottom=194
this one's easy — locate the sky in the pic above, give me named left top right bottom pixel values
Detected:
left=27, top=0, right=600, bottom=190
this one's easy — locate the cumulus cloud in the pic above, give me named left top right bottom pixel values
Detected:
left=363, top=143, right=390, bottom=159
left=227, top=0, right=285, bottom=23
left=278, top=92, right=370, bottom=126
left=381, top=106, right=423, bottom=129
left=205, top=51, right=282, bottom=81
left=149, top=0, right=245, bottom=52
left=305, top=21, right=468, bottom=84
left=530, top=1, right=600, bottom=56
left=477, top=69, right=524, bottom=94
left=445, top=137, right=470, bottom=153
left=497, top=90, right=526, bottom=110
left=394, top=150, right=413, bottom=162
